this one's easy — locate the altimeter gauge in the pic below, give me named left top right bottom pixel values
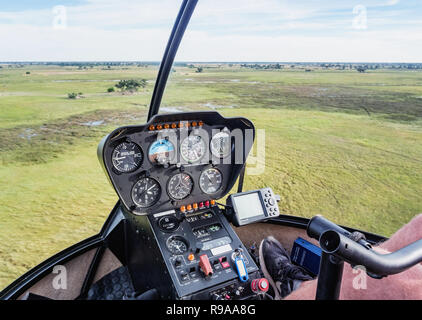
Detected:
left=180, top=135, right=206, bottom=163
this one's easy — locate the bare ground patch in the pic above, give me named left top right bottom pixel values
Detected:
left=0, top=109, right=147, bottom=165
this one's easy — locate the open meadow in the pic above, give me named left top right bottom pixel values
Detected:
left=1, top=64, right=422, bottom=289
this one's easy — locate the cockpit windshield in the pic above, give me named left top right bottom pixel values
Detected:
left=1, top=0, right=421, bottom=292
left=160, top=0, right=422, bottom=236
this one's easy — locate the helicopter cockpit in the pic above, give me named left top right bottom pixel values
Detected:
left=2, top=0, right=422, bottom=304
left=96, top=110, right=276, bottom=300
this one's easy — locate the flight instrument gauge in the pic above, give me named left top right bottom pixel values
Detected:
left=199, top=168, right=223, bottom=194
left=210, top=130, right=231, bottom=158
left=111, top=142, right=143, bottom=173
left=167, top=173, right=193, bottom=200
left=180, top=135, right=206, bottom=163
left=148, top=139, right=175, bottom=165
left=166, top=236, right=189, bottom=254
left=131, top=177, right=161, bottom=208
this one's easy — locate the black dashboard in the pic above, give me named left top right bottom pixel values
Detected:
left=97, top=111, right=267, bottom=300
left=98, top=111, right=255, bottom=215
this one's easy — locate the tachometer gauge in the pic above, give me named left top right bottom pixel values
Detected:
left=167, top=173, right=193, bottom=200
left=199, top=168, right=223, bottom=194
left=210, top=130, right=231, bottom=158
left=180, top=135, right=206, bottom=163
left=131, top=177, right=161, bottom=208
left=148, top=139, right=175, bottom=165
left=112, top=142, right=143, bottom=173
left=166, top=236, right=189, bottom=254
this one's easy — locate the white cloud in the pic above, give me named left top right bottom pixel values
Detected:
left=385, top=0, right=400, bottom=6
left=0, top=0, right=421, bottom=62
left=176, top=29, right=422, bottom=62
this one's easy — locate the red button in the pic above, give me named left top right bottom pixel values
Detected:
left=251, top=278, right=269, bottom=293
left=221, top=261, right=230, bottom=269
left=258, top=278, right=269, bottom=292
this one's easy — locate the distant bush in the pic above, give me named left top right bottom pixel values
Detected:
left=26, top=71, right=31, bottom=75
left=68, top=92, right=84, bottom=99
left=196, top=67, right=203, bottom=73
left=107, top=87, right=115, bottom=93
left=115, top=79, right=147, bottom=93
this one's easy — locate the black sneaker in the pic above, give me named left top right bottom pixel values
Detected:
left=259, top=236, right=312, bottom=299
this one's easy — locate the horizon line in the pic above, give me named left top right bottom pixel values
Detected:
left=1, top=61, right=422, bottom=64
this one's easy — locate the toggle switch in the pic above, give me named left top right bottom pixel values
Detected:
left=219, top=256, right=230, bottom=269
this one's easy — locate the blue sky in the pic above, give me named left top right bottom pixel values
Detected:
left=0, top=0, right=421, bottom=62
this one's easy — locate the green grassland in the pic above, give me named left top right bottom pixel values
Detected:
left=1, top=64, right=422, bottom=290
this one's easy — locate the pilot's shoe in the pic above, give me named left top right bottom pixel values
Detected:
left=259, top=236, right=312, bottom=299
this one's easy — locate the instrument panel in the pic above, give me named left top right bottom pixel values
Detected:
left=98, top=111, right=255, bottom=215
left=148, top=206, right=260, bottom=298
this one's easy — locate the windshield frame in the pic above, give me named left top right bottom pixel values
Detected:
left=148, top=0, right=198, bottom=121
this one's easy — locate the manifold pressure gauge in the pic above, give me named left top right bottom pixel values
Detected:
left=210, top=129, right=231, bottom=158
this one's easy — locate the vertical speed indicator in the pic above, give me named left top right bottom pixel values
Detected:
left=199, top=168, right=223, bottom=194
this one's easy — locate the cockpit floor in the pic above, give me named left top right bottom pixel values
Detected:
left=84, top=266, right=135, bottom=300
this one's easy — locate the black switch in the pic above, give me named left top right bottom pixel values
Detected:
left=195, top=242, right=203, bottom=254
left=180, top=271, right=189, bottom=281
left=174, top=257, right=183, bottom=267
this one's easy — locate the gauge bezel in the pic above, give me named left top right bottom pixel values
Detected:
left=148, top=138, right=176, bottom=165
left=210, top=131, right=232, bottom=159
left=167, top=172, right=194, bottom=201
left=199, top=167, right=224, bottom=195
left=180, top=134, right=207, bottom=164
left=166, top=235, right=190, bottom=254
left=111, top=141, right=144, bottom=173
left=131, top=177, right=162, bottom=208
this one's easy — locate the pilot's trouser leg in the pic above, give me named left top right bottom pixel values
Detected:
left=379, top=214, right=422, bottom=253
left=284, top=214, right=422, bottom=300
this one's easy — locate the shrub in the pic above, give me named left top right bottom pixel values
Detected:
left=67, top=92, right=84, bottom=99
left=115, top=79, right=147, bottom=93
